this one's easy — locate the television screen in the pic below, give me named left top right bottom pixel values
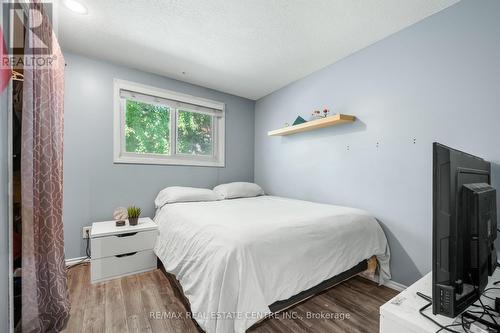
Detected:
left=432, top=143, right=496, bottom=317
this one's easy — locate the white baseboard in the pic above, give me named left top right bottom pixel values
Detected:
left=359, top=273, right=407, bottom=292
left=383, top=280, right=407, bottom=292
left=65, top=256, right=90, bottom=266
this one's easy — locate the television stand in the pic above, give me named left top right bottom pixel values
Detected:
left=380, top=268, right=500, bottom=333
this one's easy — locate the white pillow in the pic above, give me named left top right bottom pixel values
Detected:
left=213, top=182, right=265, bottom=199
left=154, top=186, right=222, bottom=208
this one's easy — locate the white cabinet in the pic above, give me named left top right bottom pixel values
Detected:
left=90, top=217, right=158, bottom=283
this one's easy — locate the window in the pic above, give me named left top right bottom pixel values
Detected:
left=114, top=79, right=225, bottom=166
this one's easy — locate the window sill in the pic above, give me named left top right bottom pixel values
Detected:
left=113, top=155, right=225, bottom=167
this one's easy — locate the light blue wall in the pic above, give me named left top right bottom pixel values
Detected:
left=254, top=0, right=500, bottom=286
left=63, top=52, right=255, bottom=259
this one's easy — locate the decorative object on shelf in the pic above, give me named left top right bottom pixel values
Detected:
left=268, top=114, right=356, bottom=136
left=284, top=122, right=290, bottom=127
left=113, top=207, right=128, bottom=220
left=310, top=110, right=322, bottom=120
left=322, top=108, right=330, bottom=118
left=292, top=116, right=307, bottom=126
left=127, top=206, right=142, bottom=226
left=115, top=220, right=126, bottom=227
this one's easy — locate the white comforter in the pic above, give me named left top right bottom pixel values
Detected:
left=154, top=196, right=390, bottom=333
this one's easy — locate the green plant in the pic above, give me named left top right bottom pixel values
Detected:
left=127, top=206, right=142, bottom=218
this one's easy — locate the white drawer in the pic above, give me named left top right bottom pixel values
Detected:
left=91, top=249, right=156, bottom=283
left=91, top=230, right=157, bottom=259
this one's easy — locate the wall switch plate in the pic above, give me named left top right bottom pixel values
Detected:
left=82, top=226, right=91, bottom=239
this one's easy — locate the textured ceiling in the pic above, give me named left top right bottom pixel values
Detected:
left=58, top=0, right=459, bottom=100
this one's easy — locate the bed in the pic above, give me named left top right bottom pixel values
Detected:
left=153, top=195, right=390, bottom=333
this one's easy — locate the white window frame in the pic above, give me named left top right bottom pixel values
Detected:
left=113, top=79, right=225, bottom=167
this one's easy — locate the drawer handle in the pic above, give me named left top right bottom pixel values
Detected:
left=116, top=232, right=138, bottom=238
left=115, top=252, right=137, bottom=258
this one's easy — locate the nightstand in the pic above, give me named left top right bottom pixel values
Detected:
left=90, top=217, right=158, bottom=283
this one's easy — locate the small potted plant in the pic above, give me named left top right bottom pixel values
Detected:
left=127, top=206, right=141, bottom=226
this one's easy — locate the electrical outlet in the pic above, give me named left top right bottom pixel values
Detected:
left=82, top=226, right=91, bottom=239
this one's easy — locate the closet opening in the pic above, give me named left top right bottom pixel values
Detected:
left=11, top=10, right=24, bottom=329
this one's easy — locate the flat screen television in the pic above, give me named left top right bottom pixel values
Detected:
left=432, top=143, right=497, bottom=317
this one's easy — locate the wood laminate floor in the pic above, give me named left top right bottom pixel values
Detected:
left=62, top=264, right=398, bottom=333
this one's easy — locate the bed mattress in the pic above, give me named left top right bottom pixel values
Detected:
left=154, top=195, right=390, bottom=333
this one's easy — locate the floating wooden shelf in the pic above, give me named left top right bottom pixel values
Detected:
left=268, top=114, right=356, bottom=136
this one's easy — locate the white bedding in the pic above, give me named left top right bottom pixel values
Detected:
left=154, top=196, right=390, bottom=333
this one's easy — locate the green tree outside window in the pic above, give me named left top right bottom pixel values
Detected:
left=177, top=109, right=213, bottom=156
left=125, top=100, right=170, bottom=154
left=125, top=100, right=214, bottom=157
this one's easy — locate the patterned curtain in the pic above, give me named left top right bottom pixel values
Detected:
left=21, top=2, right=69, bottom=332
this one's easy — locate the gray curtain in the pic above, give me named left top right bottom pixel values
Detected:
left=20, top=1, right=69, bottom=331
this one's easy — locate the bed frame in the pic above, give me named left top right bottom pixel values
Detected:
left=157, top=258, right=368, bottom=329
